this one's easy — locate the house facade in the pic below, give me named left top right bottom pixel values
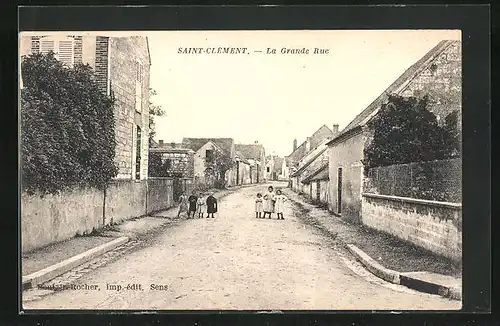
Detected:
left=234, top=142, right=266, bottom=184
left=301, top=163, right=329, bottom=204
left=285, top=124, right=336, bottom=184
left=20, top=34, right=151, bottom=182
left=327, top=40, right=462, bottom=224
left=149, top=141, right=194, bottom=178
left=288, top=125, right=338, bottom=193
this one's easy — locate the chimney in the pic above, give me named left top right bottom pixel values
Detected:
left=255, top=141, right=258, bottom=144
left=293, top=138, right=297, bottom=151
left=159, top=140, right=164, bottom=145
left=305, top=137, right=311, bottom=152
left=332, top=124, right=339, bottom=137
left=171, top=142, right=176, bottom=148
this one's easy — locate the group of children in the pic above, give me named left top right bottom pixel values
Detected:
left=255, top=186, right=287, bottom=220
left=177, top=191, right=218, bottom=218
left=177, top=185, right=287, bottom=220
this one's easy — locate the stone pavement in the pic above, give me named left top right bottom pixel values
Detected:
left=23, top=183, right=460, bottom=310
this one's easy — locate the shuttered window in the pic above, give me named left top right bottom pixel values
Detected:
left=135, top=61, right=143, bottom=113
left=39, top=36, right=74, bottom=67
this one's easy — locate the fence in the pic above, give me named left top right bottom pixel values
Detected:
left=364, top=158, right=461, bottom=203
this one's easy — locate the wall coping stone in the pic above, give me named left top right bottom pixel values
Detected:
left=362, top=192, right=462, bottom=210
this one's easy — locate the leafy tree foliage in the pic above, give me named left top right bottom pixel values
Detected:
left=21, top=52, right=117, bottom=195
left=205, top=149, right=235, bottom=189
left=148, top=88, right=165, bottom=146
left=363, top=94, right=460, bottom=173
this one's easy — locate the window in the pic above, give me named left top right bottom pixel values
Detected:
left=165, top=159, right=172, bottom=169
left=135, top=61, right=143, bottom=113
left=206, top=149, right=214, bottom=163
left=135, top=126, right=142, bottom=180
left=39, top=36, right=74, bottom=67
left=267, top=167, right=270, bottom=173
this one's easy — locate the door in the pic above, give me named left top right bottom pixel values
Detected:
left=316, top=181, right=321, bottom=201
left=337, top=168, right=342, bottom=214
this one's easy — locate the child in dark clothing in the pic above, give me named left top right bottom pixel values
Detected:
left=206, top=193, right=218, bottom=218
left=187, top=191, right=198, bottom=218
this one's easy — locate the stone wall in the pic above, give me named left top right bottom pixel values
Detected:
left=104, top=180, right=147, bottom=225
left=361, top=193, right=462, bottom=262
left=21, top=177, right=181, bottom=253
left=399, top=41, right=461, bottom=128
left=21, top=188, right=104, bottom=253
left=147, top=178, right=174, bottom=214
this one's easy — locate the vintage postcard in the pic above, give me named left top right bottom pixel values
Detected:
left=20, top=29, right=463, bottom=311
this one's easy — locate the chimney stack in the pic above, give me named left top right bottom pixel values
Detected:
left=255, top=141, right=258, bottom=144
left=332, top=124, right=340, bottom=137
left=159, top=140, right=164, bottom=145
left=171, top=142, right=176, bottom=148
left=305, top=137, right=311, bottom=152
left=293, top=138, right=297, bottom=151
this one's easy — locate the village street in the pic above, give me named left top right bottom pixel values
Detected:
left=23, top=183, right=460, bottom=311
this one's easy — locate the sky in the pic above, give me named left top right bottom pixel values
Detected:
left=20, top=30, right=461, bottom=157
left=147, top=30, right=460, bottom=157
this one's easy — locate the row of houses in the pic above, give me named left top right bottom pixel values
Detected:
left=150, top=138, right=267, bottom=188
left=286, top=40, right=462, bottom=261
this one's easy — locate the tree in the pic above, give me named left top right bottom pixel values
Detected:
left=205, top=149, right=235, bottom=189
left=363, top=93, right=460, bottom=173
left=149, top=88, right=165, bottom=146
left=21, top=52, right=117, bottom=194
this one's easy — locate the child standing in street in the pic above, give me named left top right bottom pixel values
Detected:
left=206, top=192, right=218, bottom=218
left=263, top=186, right=275, bottom=219
left=255, top=193, right=263, bottom=218
left=187, top=191, right=198, bottom=219
left=196, top=192, right=205, bottom=218
left=274, top=189, right=287, bottom=220
left=177, top=192, right=188, bottom=218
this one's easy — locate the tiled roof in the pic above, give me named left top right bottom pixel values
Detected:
left=302, top=163, right=329, bottom=183
left=182, top=138, right=234, bottom=156
left=290, top=146, right=328, bottom=177
left=331, top=40, right=457, bottom=144
left=287, top=125, right=333, bottom=165
left=234, top=144, right=265, bottom=160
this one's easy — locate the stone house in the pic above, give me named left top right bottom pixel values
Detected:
left=284, top=124, right=336, bottom=183
left=289, top=125, right=339, bottom=193
left=327, top=40, right=462, bottom=224
left=149, top=141, right=194, bottom=178
left=301, top=163, right=329, bottom=204
left=19, top=34, right=156, bottom=251
left=234, top=142, right=266, bottom=184
left=20, top=34, right=151, bottom=181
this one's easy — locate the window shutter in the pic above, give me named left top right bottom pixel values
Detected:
left=58, top=40, right=74, bottom=66
left=135, top=81, right=142, bottom=113
left=40, top=39, right=55, bottom=53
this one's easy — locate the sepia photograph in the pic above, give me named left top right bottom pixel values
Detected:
left=19, top=29, right=463, bottom=311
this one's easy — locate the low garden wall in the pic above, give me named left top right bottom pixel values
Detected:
left=361, top=193, right=462, bottom=262
left=21, top=177, right=190, bottom=253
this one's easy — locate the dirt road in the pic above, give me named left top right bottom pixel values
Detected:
left=23, top=183, right=461, bottom=310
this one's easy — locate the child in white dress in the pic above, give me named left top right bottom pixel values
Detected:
left=196, top=192, right=205, bottom=218
left=274, top=189, right=287, bottom=220
left=255, top=193, right=263, bottom=218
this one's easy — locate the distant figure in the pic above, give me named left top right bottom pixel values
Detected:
left=196, top=192, right=205, bottom=218
left=177, top=192, right=188, bottom=218
left=255, top=192, right=263, bottom=218
left=274, top=189, right=287, bottom=220
left=206, top=193, right=218, bottom=218
left=187, top=191, right=198, bottom=218
left=263, top=186, right=275, bottom=219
